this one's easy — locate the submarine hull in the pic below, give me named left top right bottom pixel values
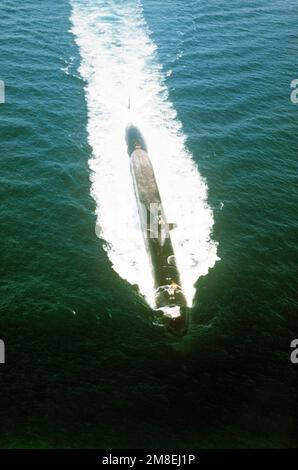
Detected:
left=126, top=125, right=188, bottom=335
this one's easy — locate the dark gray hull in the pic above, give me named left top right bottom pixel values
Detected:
left=126, top=125, right=188, bottom=335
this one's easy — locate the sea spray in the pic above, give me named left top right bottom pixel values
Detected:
left=70, top=0, right=219, bottom=307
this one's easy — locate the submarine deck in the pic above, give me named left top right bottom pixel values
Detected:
left=130, top=149, right=162, bottom=208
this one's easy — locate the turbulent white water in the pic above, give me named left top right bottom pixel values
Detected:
left=70, top=0, right=219, bottom=307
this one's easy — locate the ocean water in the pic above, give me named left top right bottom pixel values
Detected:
left=70, top=0, right=218, bottom=307
left=0, top=0, right=297, bottom=448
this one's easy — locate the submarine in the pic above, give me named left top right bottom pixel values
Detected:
left=126, top=124, right=188, bottom=336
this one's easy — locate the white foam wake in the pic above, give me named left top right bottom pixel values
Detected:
left=70, top=0, right=219, bottom=307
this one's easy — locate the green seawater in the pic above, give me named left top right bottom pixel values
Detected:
left=0, top=0, right=297, bottom=448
